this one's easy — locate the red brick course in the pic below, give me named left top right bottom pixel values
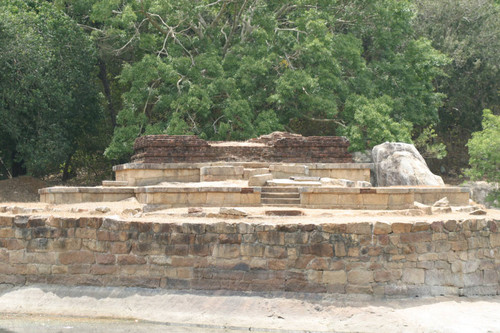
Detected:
left=131, top=133, right=353, bottom=163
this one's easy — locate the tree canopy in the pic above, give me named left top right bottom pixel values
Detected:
left=414, top=0, right=500, bottom=171
left=76, top=0, right=448, bottom=159
left=0, top=0, right=103, bottom=177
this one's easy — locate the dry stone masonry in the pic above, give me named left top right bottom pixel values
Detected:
left=1, top=214, right=498, bottom=296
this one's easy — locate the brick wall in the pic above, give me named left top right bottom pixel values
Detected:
left=131, top=134, right=353, bottom=163
left=1, top=214, right=499, bottom=296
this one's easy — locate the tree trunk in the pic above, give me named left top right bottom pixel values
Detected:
left=11, top=151, right=26, bottom=177
left=98, top=59, right=117, bottom=128
left=62, top=153, right=74, bottom=182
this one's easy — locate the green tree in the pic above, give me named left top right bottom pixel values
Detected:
left=0, top=0, right=104, bottom=178
left=414, top=0, right=500, bottom=172
left=465, top=109, right=500, bottom=205
left=85, top=0, right=448, bottom=160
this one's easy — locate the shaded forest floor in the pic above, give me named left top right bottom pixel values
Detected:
left=0, top=176, right=49, bottom=202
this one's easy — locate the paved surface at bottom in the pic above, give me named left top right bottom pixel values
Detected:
left=0, top=284, right=499, bottom=332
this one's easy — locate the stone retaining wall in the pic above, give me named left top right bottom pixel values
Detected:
left=1, top=215, right=498, bottom=296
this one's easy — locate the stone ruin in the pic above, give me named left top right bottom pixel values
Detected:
left=132, top=132, right=353, bottom=163
left=39, top=132, right=470, bottom=210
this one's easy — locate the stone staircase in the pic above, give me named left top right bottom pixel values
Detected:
left=261, top=187, right=301, bottom=206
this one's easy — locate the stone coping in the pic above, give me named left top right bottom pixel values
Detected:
left=113, top=162, right=374, bottom=171
left=135, top=186, right=258, bottom=193
left=40, top=185, right=468, bottom=195
left=405, top=186, right=470, bottom=193
left=300, top=186, right=468, bottom=194
left=39, top=187, right=136, bottom=194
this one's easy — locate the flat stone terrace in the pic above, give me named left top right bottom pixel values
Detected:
left=112, top=162, right=373, bottom=186
left=39, top=182, right=470, bottom=208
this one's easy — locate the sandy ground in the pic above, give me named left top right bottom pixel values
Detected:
left=1, top=199, right=499, bottom=226
left=0, top=285, right=499, bottom=332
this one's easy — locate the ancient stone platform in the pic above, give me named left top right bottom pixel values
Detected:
left=38, top=133, right=471, bottom=209
left=112, top=162, right=372, bottom=186
left=39, top=184, right=470, bottom=208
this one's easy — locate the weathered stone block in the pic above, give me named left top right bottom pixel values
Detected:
left=346, top=222, right=371, bottom=235
left=110, top=242, right=132, bottom=254
left=373, top=222, right=391, bottom=235
left=213, top=244, right=240, bottom=258
left=412, top=222, right=430, bottom=232
left=59, top=251, right=95, bottom=265
left=322, top=271, right=347, bottom=284
left=400, top=232, right=432, bottom=243
left=91, top=265, right=119, bottom=275
left=248, top=174, right=273, bottom=186
left=490, top=233, right=500, bottom=247
left=264, top=246, right=287, bottom=259
left=392, top=223, right=412, bottom=234
left=425, top=270, right=464, bottom=287
left=402, top=268, right=425, bottom=284
left=301, top=244, right=333, bottom=257
left=347, top=270, right=373, bottom=284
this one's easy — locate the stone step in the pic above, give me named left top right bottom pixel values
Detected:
left=267, top=179, right=322, bottom=186
left=260, top=187, right=299, bottom=193
left=289, top=176, right=321, bottom=181
left=102, top=180, right=129, bottom=187
left=261, top=198, right=301, bottom=205
left=262, top=203, right=301, bottom=207
left=261, top=192, right=300, bottom=199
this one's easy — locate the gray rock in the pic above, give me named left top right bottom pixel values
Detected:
left=95, top=206, right=111, bottom=213
left=248, top=173, right=273, bottom=186
left=188, top=207, right=203, bottom=214
left=143, top=204, right=169, bottom=213
left=372, top=142, right=444, bottom=186
left=219, top=207, right=248, bottom=216
left=433, top=197, right=449, bottom=207
left=431, top=206, right=452, bottom=214
left=320, top=178, right=355, bottom=187
left=122, top=208, right=142, bottom=216
left=414, top=201, right=432, bottom=215
left=356, top=181, right=372, bottom=188
left=352, top=150, right=373, bottom=163
left=470, top=209, right=487, bottom=215
left=462, top=181, right=498, bottom=208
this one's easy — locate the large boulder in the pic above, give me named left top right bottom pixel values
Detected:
left=462, top=181, right=499, bottom=208
left=372, top=142, right=444, bottom=186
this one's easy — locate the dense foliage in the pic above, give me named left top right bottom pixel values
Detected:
left=73, top=0, right=447, bottom=159
left=0, top=0, right=104, bottom=178
left=414, top=0, right=500, bottom=172
left=466, top=110, right=500, bottom=205
left=0, top=0, right=498, bottom=182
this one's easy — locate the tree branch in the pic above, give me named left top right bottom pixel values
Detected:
left=303, top=115, right=347, bottom=128
left=223, top=0, right=248, bottom=56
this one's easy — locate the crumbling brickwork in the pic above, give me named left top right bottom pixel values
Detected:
left=131, top=133, right=353, bottom=163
